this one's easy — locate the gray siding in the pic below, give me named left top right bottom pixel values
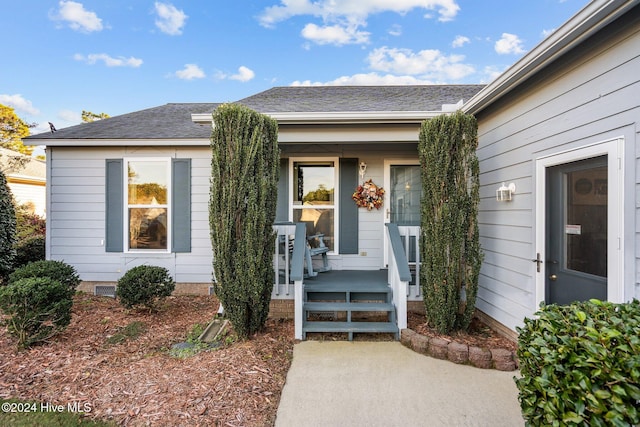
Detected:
left=474, top=12, right=640, bottom=331
left=48, top=147, right=214, bottom=284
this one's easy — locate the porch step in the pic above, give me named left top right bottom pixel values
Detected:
left=302, top=273, right=398, bottom=340
left=304, top=302, right=393, bottom=312
left=303, top=321, right=399, bottom=341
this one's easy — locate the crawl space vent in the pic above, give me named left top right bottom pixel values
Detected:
left=95, top=285, right=116, bottom=298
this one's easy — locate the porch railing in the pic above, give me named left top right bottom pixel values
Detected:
left=397, top=225, right=421, bottom=299
left=272, top=222, right=306, bottom=340
left=386, top=223, right=412, bottom=331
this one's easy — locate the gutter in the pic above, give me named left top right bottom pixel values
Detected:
left=191, top=110, right=447, bottom=125
left=463, top=0, right=639, bottom=115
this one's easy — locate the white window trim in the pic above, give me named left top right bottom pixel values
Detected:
left=289, top=157, right=340, bottom=254
left=124, top=157, right=172, bottom=254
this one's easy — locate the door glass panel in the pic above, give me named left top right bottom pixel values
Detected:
left=292, top=161, right=335, bottom=251
left=565, top=166, right=607, bottom=277
left=390, top=165, right=420, bottom=226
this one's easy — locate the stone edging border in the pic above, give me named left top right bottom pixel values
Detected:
left=401, top=328, right=519, bottom=371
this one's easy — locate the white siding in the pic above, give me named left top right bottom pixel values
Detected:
left=48, top=147, right=214, bottom=285
left=475, top=12, right=640, bottom=331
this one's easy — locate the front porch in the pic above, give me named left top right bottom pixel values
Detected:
left=272, top=223, right=421, bottom=340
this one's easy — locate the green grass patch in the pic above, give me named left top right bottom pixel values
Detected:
left=105, top=321, right=146, bottom=345
left=0, top=398, right=115, bottom=426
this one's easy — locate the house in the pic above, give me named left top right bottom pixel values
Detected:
left=0, top=147, right=46, bottom=217
left=25, top=0, right=640, bottom=340
left=462, top=0, right=640, bottom=337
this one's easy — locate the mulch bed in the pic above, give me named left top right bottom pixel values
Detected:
left=1, top=294, right=517, bottom=426
left=0, top=293, right=294, bottom=427
left=407, top=311, right=518, bottom=353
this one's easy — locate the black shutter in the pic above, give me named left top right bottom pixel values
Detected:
left=172, top=158, right=191, bottom=252
left=339, top=158, right=358, bottom=254
left=105, top=159, right=123, bottom=252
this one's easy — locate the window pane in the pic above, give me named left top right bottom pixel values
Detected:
left=293, top=162, right=334, bottom=205
left=294, top=208, right=334, bottom=251
left=565, top=166, right=607, bottom=277
left=129, top=208, right=167, bottom=250
left=128, top=161, right=168, bottom=204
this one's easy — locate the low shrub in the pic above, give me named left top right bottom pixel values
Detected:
left=0, top=277, right=74, bottom=349
left=116, top=265, right=175, bottom=310
left=13, top=235, right=46, bottom=268
left=515, top=299, right=640, bottom=426
left=9, top=260, right=80, bottom=292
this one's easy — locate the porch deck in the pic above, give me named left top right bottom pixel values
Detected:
left=303, top=269, right=388, bottom=289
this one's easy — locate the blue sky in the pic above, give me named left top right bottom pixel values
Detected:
left=2, top=0, right=584, bottom=136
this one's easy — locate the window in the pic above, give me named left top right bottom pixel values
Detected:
left=291, top=159, right=338, bottom=252
left=105, top=158, right=191, bottom=253
left=126, top=159, right=170, bottom=251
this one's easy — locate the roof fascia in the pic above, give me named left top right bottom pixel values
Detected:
left=192, top=110, right=446, bottom=125
left=463, top=0, right=638, bottom=115
left=24, top=138, right=210, bottom=147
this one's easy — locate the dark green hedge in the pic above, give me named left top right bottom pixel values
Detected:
left=515, top=299, right=640, bottom=426
left=116, top=265, right=175, bottom=310
left=9, top=259, right=80, bottom=292
left=0, top=277, right=73, bottom=349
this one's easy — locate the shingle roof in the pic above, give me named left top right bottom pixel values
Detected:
left=238, top=85, right=484, bottom=112
left=26, top=85, right=484, bottom=141
left=27, top=103, right=218, bottom=141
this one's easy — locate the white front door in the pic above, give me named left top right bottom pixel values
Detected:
left=383, top=159, right=420, bottom=267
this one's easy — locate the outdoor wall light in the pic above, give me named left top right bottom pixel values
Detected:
left=359, top=162, right=367, bottom=180
left=496, top=182, right=516, bottom=202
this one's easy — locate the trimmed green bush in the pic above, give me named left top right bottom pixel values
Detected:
left=9, top=260, right=80, bottom=292
left=0, top=277, right=74, bottom=349
left=0, top=169, right=16, bottom=283
left=116, top=265, right=175, bottom=310
left=209, top=104, right=279, bottom=339
left=515, top=299, right=640, bottom=426
left=419, top=111, right=483, bottom=334
left=13, top=235, right=46, bottom=268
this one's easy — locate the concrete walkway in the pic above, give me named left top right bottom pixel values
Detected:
left=275, top=341, right=524, bottom=427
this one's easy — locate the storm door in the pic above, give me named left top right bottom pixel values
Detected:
left=545, top=156, right=608, bottom=304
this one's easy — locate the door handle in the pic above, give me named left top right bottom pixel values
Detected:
left=549, top=274, right=557, bottom=281
left=386, top=208, right=390, bottom=220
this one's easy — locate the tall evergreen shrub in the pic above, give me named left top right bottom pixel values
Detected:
left=209, top=104, right=279, bottom=339
left=418, top=111, right=483, bottom=334
left=0, top=169, right=16, bottom=283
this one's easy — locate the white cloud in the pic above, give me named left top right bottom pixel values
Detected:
left=58, top=109, right=82, bottom=124
left=154, top=2, right=187, bottom=35
left=481, top=65, right=507, bottom=83
left=367, top=46, right=475, bottom=81
left=292, top=72, right=436, bottom=86
left=388, top=24, right=402, bottom=37
left=495, top=33, right=525, bottom=55
left=51, top=1, right=103, bottom=33
left=0, top=94, right=40, bottom=116
left=541, top=28, right=555, bottom=38
left=74, top=53, right=143, bottom=67
left=452, top=35, right=469, bottom=48
left=259, top=0, right=460, bottom=27
left=229, top=66, right=255, bottom=82
left=175, top=64, right=206, bottom=80
left=259, top=0, right=459, bottom=46
left=301, top=23, right=370, bottom=45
